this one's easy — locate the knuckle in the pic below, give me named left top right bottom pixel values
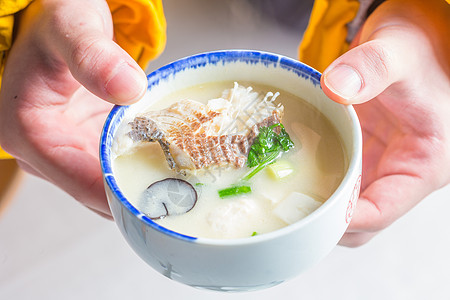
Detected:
left=361, top=41, right=392, bottom=82
left=42, top=4, right=108, bottom=75
left=70, top=35, right=106, bottom=73
left=366, top=208, right=392, bottom=233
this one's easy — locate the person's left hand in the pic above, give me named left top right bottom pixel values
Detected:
left=0, top=0, right=148, bottom=218
left=321, top=0, right=450, bottom=246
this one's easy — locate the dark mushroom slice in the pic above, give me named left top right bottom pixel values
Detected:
left=140, top=178, right=197, bottom=220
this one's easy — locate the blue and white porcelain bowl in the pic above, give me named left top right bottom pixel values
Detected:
left=100, top=50, right=362, bottom=292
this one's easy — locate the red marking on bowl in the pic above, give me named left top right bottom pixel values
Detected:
left=346, top=175, right=361, bottom=224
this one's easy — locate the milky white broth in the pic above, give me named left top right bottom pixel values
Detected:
left=112, top=81, right=348, bottom=239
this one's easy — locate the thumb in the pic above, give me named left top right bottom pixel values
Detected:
left=45, top=1, right=147, bottom=105
left=321, top=37, right=405, bottom=105
left=319, top=0, right=437, bottom=106
left=66, top=35, right=148, bottom=105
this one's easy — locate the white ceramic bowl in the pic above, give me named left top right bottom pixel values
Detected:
left=100, top=50, right=362, bottom=292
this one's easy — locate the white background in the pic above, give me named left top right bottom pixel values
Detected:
left=1, top=1, right=450, bottom=299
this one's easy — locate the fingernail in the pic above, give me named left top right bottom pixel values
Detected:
left=105, top=63, right=147, bottom=103
left=324, top=65, right=362, bottom=100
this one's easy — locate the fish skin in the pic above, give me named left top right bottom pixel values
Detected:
left=128, top=86, right=283, bottom=173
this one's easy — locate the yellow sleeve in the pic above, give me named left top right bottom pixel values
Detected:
left=106, top=0, right=167, bottom=69
left=299, top=0, right=450, bottom=73
left=298, top=0, right=359, bottom=73
left=0, top=0, right=34, bottom=160
left=0, top=0, right=34, bottom=86
left=0, top=0, right=34, bottom=16
left=0, top=148, right=12, bottom=159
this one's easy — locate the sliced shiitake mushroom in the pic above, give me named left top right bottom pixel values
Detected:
left=140, top=178, right=197, bottom=220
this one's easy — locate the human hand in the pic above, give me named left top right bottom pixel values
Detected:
left=0, top=0, right=148, bottom=218
left=321, top=0, right=450, bottom=246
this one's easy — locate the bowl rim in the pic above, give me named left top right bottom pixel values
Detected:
left=99, top=49, right=362, bottom=246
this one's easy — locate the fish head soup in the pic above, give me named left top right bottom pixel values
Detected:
left=112, top=81, right=348, bottom=239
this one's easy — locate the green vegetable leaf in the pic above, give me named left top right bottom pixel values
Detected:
left=278, top=127, right=295, bottom=151
left=244, top=123, right=294, bottom=180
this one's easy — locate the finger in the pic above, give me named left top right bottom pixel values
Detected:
left=347, top=174, right=432, bottom=234
left=321, top=38, right=406, bottom=104
left=320, top=5, right=423, bottom=104
left=42, top=1, right=147, bottom=104
left=87, top=207, right=113, bottom=220
left=14, top=151, right=111, bottom=217
left=33, top=145, right=111, bottom=216
left=17, top=157, right=112, bottom=218
left=339, top=231, right=378, bottom=248
left=0, top=108, right=111, bottom=216
left=19, top=144, right=111, bottom=217
left=15, top=158, right=48, bottom=180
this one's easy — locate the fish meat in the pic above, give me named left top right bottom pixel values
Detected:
left=128, top=83, right=284, bottom=173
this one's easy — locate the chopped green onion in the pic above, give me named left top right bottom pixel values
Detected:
left=267, top=160, right=294, bottom=180
left=218, top=185, right=251, bottom=198
left=251, top=232, right=258, bottom=236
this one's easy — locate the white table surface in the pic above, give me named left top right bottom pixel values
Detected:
left=1, top=1, right=449, bottom=299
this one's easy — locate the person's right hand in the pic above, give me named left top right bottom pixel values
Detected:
left=321, top=0, right=450, bottom=246
left=0, top=0, right=148, bottom=218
